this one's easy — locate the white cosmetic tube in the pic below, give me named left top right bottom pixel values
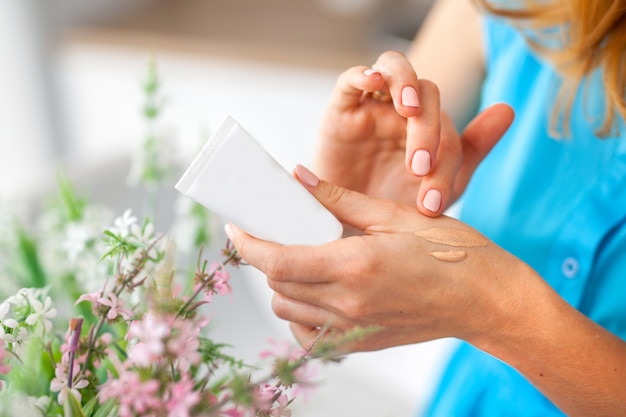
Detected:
left=175, top=116, right=343, bottom=245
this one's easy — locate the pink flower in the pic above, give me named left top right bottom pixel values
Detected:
left=291, top=361, right=318, bottom=400
left=76, top=289, right=106, bottom=318
left=194, top=282, right=213, bottom=303
left=259, top=339, right=318, bottom=400
left=167, top=319, right=201, bottom=372
left=99, top=370, right=162, bottom=417
left=196, top=262, right=232, bottom=303
left=75, top=290, right=102, bottom=306
left=165, top=375, right=201, bottom=417
left=50, top=362, right=89, bottom=404
left=259, top=339, right=305, bottom=362
left=210, top=262, right=231, bottom=296
left=220, top=407, right=246, bottom=417
left=97, top=291, right=133, bottom=321
left=254, top=384, right=292, bottom=417
left=126, top=313, right=170, bottom=367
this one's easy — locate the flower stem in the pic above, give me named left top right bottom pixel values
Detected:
left=176, top=250, right=239, bottom=317
left=67, top=317, right=84, bottom=388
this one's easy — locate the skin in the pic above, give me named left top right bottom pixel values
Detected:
left=227, top=169, right=626, bottom=417
left=226, top=0, right=626, bottom=415
left=313, top=0, right=493, bottom=217
left=313, top=55, right=513, bottom=217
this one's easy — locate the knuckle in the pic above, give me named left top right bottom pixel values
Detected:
left=324, top=183, right=350, bottom=207
left=263, top=251, right=288, bottom=282
left=342, top=295, right=368, bottom=320
left=335, top=255, right=381, bottom=321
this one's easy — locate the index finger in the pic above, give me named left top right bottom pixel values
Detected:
left=372, top=51, right=422, bottom=118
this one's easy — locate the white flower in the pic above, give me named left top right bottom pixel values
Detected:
left=0, top=302, right=18, bottom=340
left=129, top=221, right=156, bottom=247
left=25, top=296, right=57, bottom=335
left=7, top=288, right=42, bottom=309
left=4, top=327, right=29, bottom=346
left=0, top=303, right=18, bottom=340
left=110, top=209, right=138, bottom=238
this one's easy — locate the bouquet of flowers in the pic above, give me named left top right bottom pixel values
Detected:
left=0, top=60, right=354, bottom=417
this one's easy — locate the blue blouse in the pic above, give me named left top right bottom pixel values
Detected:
left=423, top=15, right=626, bottom=417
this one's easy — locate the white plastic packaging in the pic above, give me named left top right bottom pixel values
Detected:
left=175, top=116, right=343, bottom=245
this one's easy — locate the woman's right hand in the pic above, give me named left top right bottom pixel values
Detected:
left=313, top=50, right=514, bottom=216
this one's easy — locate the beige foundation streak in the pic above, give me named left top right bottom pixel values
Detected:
left=414, top=228, right=489, bottom=248
left=428, top=250, right=468, bottom=262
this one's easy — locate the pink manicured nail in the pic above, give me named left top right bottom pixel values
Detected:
left=411, top=149, right=431, bottom=176
left=224, top=223, right=234, bottom=241
left=401, top=86, right=420, bottom=108
left=423, top=189, right=442, bottom=213
left=295, top=164, right=320, bottom=187
left=363, top=69, right=380, bottom=76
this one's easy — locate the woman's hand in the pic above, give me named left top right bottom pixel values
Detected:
left=226, top=168, right=626, bottom=417
left=314, top=51, right=513, bottom=216
left=226, top=165, right=529, bottom=352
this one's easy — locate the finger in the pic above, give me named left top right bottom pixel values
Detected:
left=290, top=322, right=366, bottom=355
left=414, top=111, right=461, bottom=216
left=372, top=50, right=421, bottom=117
left=328, top=65, right=386, bottom=112
left=225, top=222, right=347, bottom=283
left=453, top=103, right=515, bottom=197
left=293, top=164, right=416, bottom=233
left=271, top=292, right=335, bottom=328
left=290, top=322, right=324, bottom=349
left=404, top=79, right=442, bottom=178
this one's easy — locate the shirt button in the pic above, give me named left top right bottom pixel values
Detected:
left=561, top=257, right=579, bottom=279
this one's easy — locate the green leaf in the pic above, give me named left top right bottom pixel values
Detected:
left=15, top=226, right=46, bottom=288
left=82, top=397, right=98, bottom=416
left=143, top=104, right=159, bottom=119
left=92, top=398, right=118, bottom=417
left=143, top=58, right=160, bottom=96
left=63, top=389, right=86, bottom=417
left=102, top=230, right=118, bottom=239
left=56, top=172, right=87, bottom=223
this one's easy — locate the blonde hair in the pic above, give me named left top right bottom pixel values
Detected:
left=476, top=0, right=626, bottom=138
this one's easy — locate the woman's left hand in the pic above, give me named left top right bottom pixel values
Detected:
left=225, top=165, right=529, bottom=352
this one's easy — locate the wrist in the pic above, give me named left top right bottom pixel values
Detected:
left=464, top=257, right=552, bottom=359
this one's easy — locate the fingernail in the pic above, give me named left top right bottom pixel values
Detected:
left=295, top=164, right=320, bottom=187
left=224, top=223, right=234, bottom=241
left=411, top=149, right=431, bottom=176
left=401, top=86, right=420, bottom=108
left=363, top=69, right=380, bottom=76
left=423, top=189, right=442, bottom=213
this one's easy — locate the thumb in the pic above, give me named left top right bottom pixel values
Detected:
left=294, top=164, right=404, bottom=233
left=453, top=103, right=514, bottom=198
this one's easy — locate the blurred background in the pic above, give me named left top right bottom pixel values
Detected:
left=0, top=0, right=457, bottom=415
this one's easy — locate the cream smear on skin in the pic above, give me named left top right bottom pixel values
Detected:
left=414, top=228, right=489, bottom=262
